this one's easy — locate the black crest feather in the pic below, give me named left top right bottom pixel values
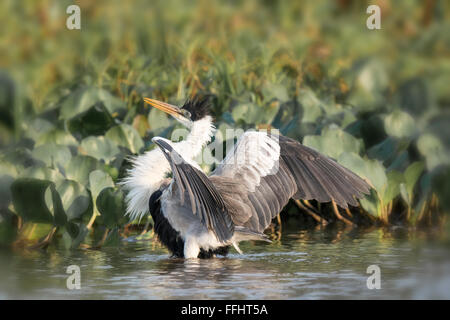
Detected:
left=181, top=96, right=210, bottom=121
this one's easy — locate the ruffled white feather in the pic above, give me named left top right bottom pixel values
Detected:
left=120, top=116, right=215, bottom=221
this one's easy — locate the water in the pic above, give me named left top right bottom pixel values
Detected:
left=1, top=225, right=449, bottom=299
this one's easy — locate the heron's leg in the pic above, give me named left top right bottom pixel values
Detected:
left=184, top=237, right=200, bottom=259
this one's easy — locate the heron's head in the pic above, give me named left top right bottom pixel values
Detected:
left=143, top=97, right=210, bottom=128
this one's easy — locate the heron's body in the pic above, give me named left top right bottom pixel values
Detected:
left=121, top=114, right=214, bottom=221
left=148, top=188, right=229, bottom=258
left=122, top=98, right=371, bottom=259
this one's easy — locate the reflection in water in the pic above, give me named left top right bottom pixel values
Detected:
left=0, top=225, right=449, bottom=299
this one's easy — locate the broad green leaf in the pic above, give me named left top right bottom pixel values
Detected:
left=35, top=129, right=78, bottom=148
left=332, top=109, right=358, bottom=128
left=1, top=147, right=35, bottom=169
left=359, top=190, right=380, bottom=216
left=414, top=172, right=432, bottom=214
left=363, top=159, right=388, bottom=195
left=65, top=221, right=80, bottom=239
left=132, top=114, right=149, bottom=138
left=67, top=102, right=116, bottom=139
left=104, top=164, right=119, bottom=181
left=231, top=102, right=279, bottom=125
left=303, top=126, right=363, bottom=159
left=387, top=151, right=410, bottom=172
left=70, top=224, right=89, bottom=249
left=337, top=152, right=391, bottom=216
left=403, top=161, right=425, bottom=199
left=18, top=223, right=53, bottom=242
left=337, top=152, right=368, bottom=179
left=31, top=144, right=72, bottom=168
left=23, top=118, right=55, bottom=141
left=0, top=174, right=14, bottom=206
left=60, top=87, right=126, bottom=120
left=96, top=187, right=125, bottom=228
left=262, top=83, right=289, bottom=101
left=367, top=137, right=410, bottom=164
left=358, top=115, right=386, bottom=147
left=56, top=179, right=91, bottom=221
left=417, top=133, right=449, bottom=170
left=66, top=155, right=103, bottom=185
left=231, top=103, right=251, bottom=122
left=368, top=137, right=397, bottom=162
left=89, top=170, right=115, bottom=217
left=221, top=112, right=235, bottom=125
left=384, top=110, right=416, bottom=138
left=60, top=229, right=73, bottom=250
left=397, top=79, right=428, bottom=116
left=80, top=136, right=120, bottom=163
left=279, top=116, right=299, bottom=135
left=426, top=113, right=450, bottom=148
left=0, top=161, right=19, bottom=178
left=337, top=152, right=387, bottom=196
left=19, top=166, right=65, bottom=185
left=382, top=170, right=404, bottom=204
left=89, top=170, right=114, bottom=199
left=297, top=88, right=323, bottom=123
left=261, top=103, right=281, bottom=125
left=47, top=184, right=67, bottom=227
left=400, top=184, right=410, bottom=206
left=11, top=178, right=62, bottom=224
left=346, top=59, right=388, bottom=112
left=148, top=107, right=171, bottom=133
left=357, top=60, right=389, bottom=94
left=105, top=124, right=144, bottom=154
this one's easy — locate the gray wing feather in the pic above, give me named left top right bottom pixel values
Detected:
left=279, top=135, right=370, bottom=208
left=212, top=132, right=371, bottom=233
left=153, top=139, right=234, bottom=242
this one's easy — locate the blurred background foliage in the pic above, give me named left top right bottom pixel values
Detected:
left=0, top=0, right=449, bottom=249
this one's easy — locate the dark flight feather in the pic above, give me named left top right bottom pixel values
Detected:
left=153, top=138, right=234, bottom=243
left=211, top=132, right=371, bottom=233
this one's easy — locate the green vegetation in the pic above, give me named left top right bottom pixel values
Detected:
left=0, top=1, right=449, bottom=249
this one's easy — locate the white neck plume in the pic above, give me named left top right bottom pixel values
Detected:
left=121, top=116, right=215, bottom=221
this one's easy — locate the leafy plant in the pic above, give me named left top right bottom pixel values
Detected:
left=0, top=0, right=448, bottom=249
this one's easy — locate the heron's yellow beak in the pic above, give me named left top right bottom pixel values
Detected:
left=143, top=98, right=183, bottom=117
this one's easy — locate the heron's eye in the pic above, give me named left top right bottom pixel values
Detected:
left=181, top=109, right=191, bottom=119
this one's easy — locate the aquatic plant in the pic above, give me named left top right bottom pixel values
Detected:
left=0, top=1, right=448, bottom=249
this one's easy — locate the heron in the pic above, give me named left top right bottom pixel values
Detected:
left=121, top=97, right=371, bottom=259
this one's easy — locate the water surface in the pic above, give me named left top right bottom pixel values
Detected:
left=1, top=225, right=449, bottom=299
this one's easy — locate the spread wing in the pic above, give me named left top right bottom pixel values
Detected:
left=278, top=135, right=371, bottom=207
left=153, top=138, right=234, bottom=242
left=211, top=131, right=371, bottom=232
